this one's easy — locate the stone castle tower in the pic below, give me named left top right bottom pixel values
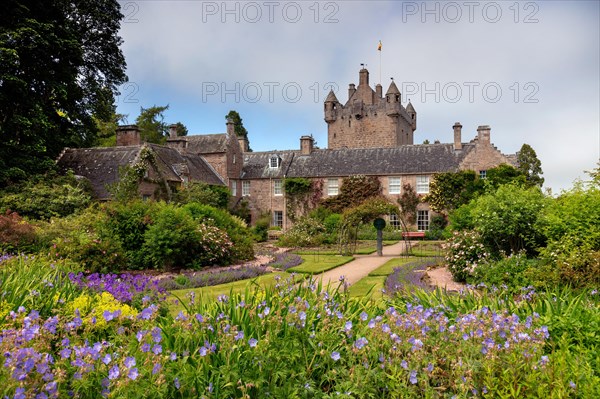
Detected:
left=325, top=68, right=417, bottom=149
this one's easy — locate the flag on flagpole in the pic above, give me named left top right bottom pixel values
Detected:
left=377, top=40, right=382, bottom=51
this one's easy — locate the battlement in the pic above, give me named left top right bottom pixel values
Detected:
left=325, top=68, right=417, bottom=149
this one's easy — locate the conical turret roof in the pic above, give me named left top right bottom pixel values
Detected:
left=406, top=101, right=415, bottom=112
left=325, top=89, right=339, bottom=103
left=386, top=80, right=400, bottom=95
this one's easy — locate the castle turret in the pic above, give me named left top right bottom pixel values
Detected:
left=406, top=101, right=417, bottom=131
left=386, top=81, right=401, bottom=116
left=324, top=90, right=339, bottom=123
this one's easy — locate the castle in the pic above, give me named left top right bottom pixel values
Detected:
left=57, top=68, right=517, bottom=231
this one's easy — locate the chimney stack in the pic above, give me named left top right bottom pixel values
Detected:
left=226, top=117, right=235, bottom=137
left=116, top=125, right=141, bottom=146
left=238, top=137, right=249, bottom=152
left=300, top=135, right=314, bottom=155
left=375, top=84, right=382, bottom=98
left=348, top=83, right=356, bottom=101
left=169, top=124, right=178, bottom=138
left=453, top=122, right=462, bottom=151
left=477, top=125, right=491, bottom=145
left=359, top=68, right=369, bottom=86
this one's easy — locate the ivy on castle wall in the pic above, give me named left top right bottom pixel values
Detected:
left=108, top=146, right=171, bottom=202
left=283, top=178, right=322, bottom=222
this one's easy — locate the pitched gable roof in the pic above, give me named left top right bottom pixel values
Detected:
left=240, top=144, right=476, bottom=179
left=57, top=144, right=224, bottom=199
left=179, top=133, right=228, bottom=154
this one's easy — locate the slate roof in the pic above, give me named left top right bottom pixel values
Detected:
left=241, top=143, right=476, bottom=179
left=179, top=133, right=228, bottom=154
left=57, top=144, right=224, bottom=199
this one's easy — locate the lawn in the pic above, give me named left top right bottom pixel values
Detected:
left=169, top=272, right=291, bottom=312
left=347, top=257, right=412, bottom=298
left=287, top=254, right=354, bottom=274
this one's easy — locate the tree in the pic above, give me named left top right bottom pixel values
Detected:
left=0, top=0, right=127, bottom=186
left=397, top=183, right=419, bottom=225
left=225, top=110, right=251, bottom=151
left=94, top=108, right=127, bottom=147
left=485, top=164, right=526, bottom=189
left=173, top=121, right=188, bottom=137
left=425, top=170, right=484, bottom=213
left=517, top=144, right=544, bottom=187
left=135, top=105, right=169, bottom=144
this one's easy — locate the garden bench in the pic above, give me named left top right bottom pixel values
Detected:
left=402, top=231, right=426, bottom=239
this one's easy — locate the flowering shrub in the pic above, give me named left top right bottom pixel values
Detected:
left=444, top=230, right=490, bottom=282
left=68, top=272, right=165, bottom=305
left=266, top=252, right=303, bottom=271
left=278, top=216, right=326, bottom=247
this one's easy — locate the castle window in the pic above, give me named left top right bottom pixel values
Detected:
left=269, top=155, right=281, bottom=168
left=417, top=210, right=429, bottom=231
left=416, top=176, right=430, bottom=194
left=389, top=214, right=401, bottom=230
left=230, top=180, right=237, bottom=196
left=273, top=211, right=283, bottom=228
left=388, top=177, right=401, bottom=194
left=480, top=170, right=487, bottom=179
left=273, top=179, right=283, bottom=196
left=242, top=181, right=251, bottom=196
left=327, top=178, right=339, bottom=196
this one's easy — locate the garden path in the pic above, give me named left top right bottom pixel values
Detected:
left=312, top=241, right=465, bottom=292
left=314, top=241, right=407, bottom=286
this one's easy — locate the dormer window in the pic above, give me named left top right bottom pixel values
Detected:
left=269, top=155, right=281, bottom=168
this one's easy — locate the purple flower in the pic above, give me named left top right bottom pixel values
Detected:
left=108, top=365, right=120, bottom=380
left=124, top=357, right=136, bottom=369
left=14, top=387, right=26, bottom=399
left=174, top=377, right=181, bottom=389
left=102, top=354, right=112, bottom=365
left=128, top=368, right=139, bottom=380
left=354, top=337, right=368, bottom=350
left=344, top=321, right=352, bottom=332
left=234, top=330, right=244, bottom=341
left=569, top=381, right=576, bottom=389
left=360, top=312, right=368, bottom=321
left=401, top=360, right=408, bottom=370
left=199, top=347, right=208, bottom=357
left=331, top=351, right=340, bottom=361
left=248, top=338, right=258, bottom=348
left=152, top=344, right=162, bottom=355
left=152, top=363, right=162, bottom=375
left=409, top=370, right=418, bottom=385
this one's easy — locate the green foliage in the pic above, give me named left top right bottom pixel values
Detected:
left=425, top=215, right=448, bottom=240
left=0, top=171, right=92, bottom=220
left=0, top=0, right=127, bottom=186
left=425, top=170, right=483, bottom=213
left=135, top=105, right=170, bottom=144
left=93, top=110, right=126, bottom=147
left=321, top=175, right=383, bottom=214
left=172, top=121, right=188, bottom=137
left=0, top=210, right=36, bottom=253
left=444, top=230, right=491, bottom=282
left=225, top=110, right=251, bottom=150
left=278, top=216, right=326, bottom=247
left=283, top=177, right=320, bottom=221
left=485, top=163, right=527, bottom=189
left=142, top=206, right=233, bottom=270
left=172, top=182, right=230, bottom=209
left=181, top=203, right=254, bottom=262
left=468, top=184, right=547, bottom=256
left=251, top=213, right=271, bottom=242
left=471, top=252, right=537, bottom=289
left=398, top=183, right=419, bottom=225
left=517, top=143, right=544, bottom=187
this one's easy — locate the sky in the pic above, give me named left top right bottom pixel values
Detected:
left=115, top=0, right=600, bottom=193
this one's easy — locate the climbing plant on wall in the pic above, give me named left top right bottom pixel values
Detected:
left=321, top=175, right=383, bottom=214
left=283, top=178, right=322, bottom=222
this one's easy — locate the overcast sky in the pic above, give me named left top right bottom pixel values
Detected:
left=115, top=0, right=599, bottom=193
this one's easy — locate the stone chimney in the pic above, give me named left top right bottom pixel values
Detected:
left=348, top=83, right=356, bottom=101
left=477, top=125, right=491, bottom=145
left=238, top=137, right=249, bottom=152
left=359, top=68, right=369, bottom=86
left=169, top=124, right=178, bottom=138
left=226, top=117, right=235, bottom=137
left=375, top=84, right=382, bottom=98
left=116, top=125, right=141, bottom=146
left=300, top=135, right=314, bottom=155
left=453, top=122, right=463, bottom=151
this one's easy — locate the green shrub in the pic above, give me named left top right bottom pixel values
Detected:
left=252, top=213, right=270, bottom=242
left=471, top=252, right=537, bottom=289
left=278, top=216, right=325, bottom=247
left=444, top=230, right=491, bottom=282
left=0, top=171, right=92, bottom=220
left=142, top=206, right=233, bottom=269
left=172, top=182, right=230, bottom=209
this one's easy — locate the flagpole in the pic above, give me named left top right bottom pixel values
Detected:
left=379, top=47, right=382, bottom=85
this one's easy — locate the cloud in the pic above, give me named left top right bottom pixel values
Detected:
left=116, top=1, right=599, bottom=192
